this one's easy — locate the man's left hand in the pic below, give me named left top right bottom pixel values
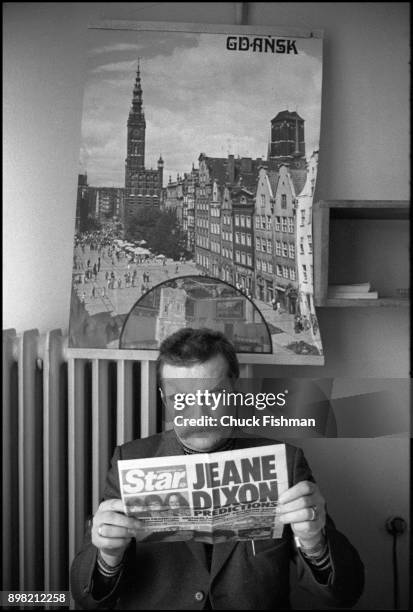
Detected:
left=276, top=480, right=326, bottom=547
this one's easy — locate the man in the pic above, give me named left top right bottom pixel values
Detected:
left=71, top=328, right=364, bottom=610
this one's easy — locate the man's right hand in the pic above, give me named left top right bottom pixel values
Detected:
left=91, top=498, right=142, bottom=566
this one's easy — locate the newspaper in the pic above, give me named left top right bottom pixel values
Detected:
left=118, top=443, right=288, bottom=544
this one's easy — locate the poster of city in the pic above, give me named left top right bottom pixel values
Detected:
left=69, top=21, right=324, bottom=364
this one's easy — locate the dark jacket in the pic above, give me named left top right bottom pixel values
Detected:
left=70, top=430, right=364, bottom=609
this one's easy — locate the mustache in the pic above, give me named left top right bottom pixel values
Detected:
left=178, top=427, right=221, bottom=436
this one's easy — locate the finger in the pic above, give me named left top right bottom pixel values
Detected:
left=276, top=495, right=319, bottom=515
left=93, top=535, right=131, bottom=550
left=95, top=524, right=137, bottom=539
left=278, top=481, right=316, bottom=504
left=291, top=521, right=325, bottom=538
left=94, top=511, right=141, bottom=530
left=276, top=507, right=324, bottom=525
left=98, top=498, right=126, bottom=513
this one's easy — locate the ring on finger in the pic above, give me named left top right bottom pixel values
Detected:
left=98, top=525, right=104, bottom=536
left=309, top=506, right=317, bottom=521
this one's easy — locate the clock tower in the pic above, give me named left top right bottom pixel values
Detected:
left=125, top=60, right=146, bottom=187
left=123, top=60, right=165, bottom=228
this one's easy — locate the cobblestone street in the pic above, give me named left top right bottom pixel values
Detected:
left=72, top=242, right=322, bottom=363
left=73, top=243, right=198, bottom=318
left=253, top=298, right=322, bottom=364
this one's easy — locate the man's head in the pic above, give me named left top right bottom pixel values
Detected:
left=157, top=328, right=239, bottom=452
left=156, top=327, right=239, bottom=382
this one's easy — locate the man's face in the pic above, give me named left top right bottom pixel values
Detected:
left=161, top=354, right=236, bottom=452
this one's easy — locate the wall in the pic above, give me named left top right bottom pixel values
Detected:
left=3, top=2, right=410, bottom=335
left=3, top=2, right=410, bottom=609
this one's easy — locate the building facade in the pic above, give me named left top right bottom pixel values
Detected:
left=75, top=173, right=90, bottom=232
left=194, top=153, right=265, bottom=278
left=232, top=187, right=255, bottom=295
left=195, top=154, right=213, bottom=273
left=252, top=109, right=309, bottom=311
left=209, top=179, right=222, bottom=278
left=271, top=164, right=304, bottom=313
left=94, top=187, right=124, bottom=227
left=295, top=151, right=318, bottom=323
left=220, top=186, right=234, bottom=284
left=254, top=168, right=277, bottom=303
left=184, top=167, right=198, bottom=253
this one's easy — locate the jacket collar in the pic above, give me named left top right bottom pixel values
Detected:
left=153, top=428, right=183, bottom=457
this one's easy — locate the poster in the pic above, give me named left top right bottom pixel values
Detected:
left=69, top=21, right=324, bottom=364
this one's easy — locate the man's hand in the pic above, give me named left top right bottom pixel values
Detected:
left=276, top=481, right=326, bottom=547
left=91, top=499, right=142, bottom=566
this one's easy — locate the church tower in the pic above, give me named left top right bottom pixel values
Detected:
left=267, top=110, right=306, bottom=170
left=123, top=61, right=164, bottom=230
left=125, top=60, right=146, bottom=188
left=157, top=154, right=164, bottom=190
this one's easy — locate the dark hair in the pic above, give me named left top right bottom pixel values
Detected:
left=165, top=492, right=190, bottom=508
left=144, top=494, right=163, bottom=508
left=156, top=327, right=239, bottom=385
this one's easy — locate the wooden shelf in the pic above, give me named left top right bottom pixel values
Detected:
left=323, top=297, right=410, bottom=308
left=317, top=200, right=410, bottom=219
left=313, top=200, right=410, bottom=307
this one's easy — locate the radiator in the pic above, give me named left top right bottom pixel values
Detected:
left=2, top=328, right=160, bottom=594
left=2, top=328, right=253, bottom=596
